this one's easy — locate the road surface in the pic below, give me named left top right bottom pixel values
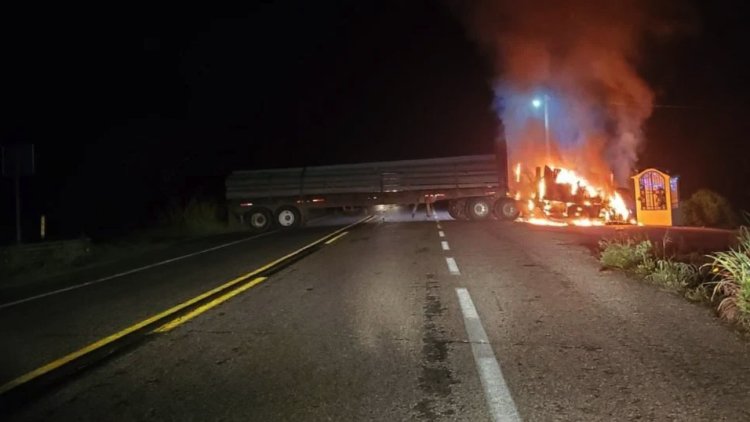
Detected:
left=2, top=207, right=749, bottom=421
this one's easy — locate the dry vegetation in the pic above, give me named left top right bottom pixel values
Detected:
left=600, top=223, right=750, bottom=328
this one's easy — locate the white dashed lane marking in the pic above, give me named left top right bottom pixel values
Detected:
left=0, top=231, right=277, bottom=310
left=456, top=288, right=521, bottom=422
left=446, top=257, right=460, bottom=275
left=441, top=241, right=450, bottom=251
left=438, top=230, right=445, bottom=238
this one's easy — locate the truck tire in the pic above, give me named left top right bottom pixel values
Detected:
left=448, top=199, right=467, bottom=220
left=246, top=207, right=273, bottom=232
left=467, top=197, right=493, bottom=221
left=274, top=205, right=302, bottom=229
left=494, top=198, right=520, bottom=220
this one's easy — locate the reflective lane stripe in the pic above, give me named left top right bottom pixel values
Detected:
left=0, top=215, right=373, bottom=395
left=155, top=277, right=268, bottom=332
left=455, top=288, right=521, bottom=422
left=441, top=241, right=450, bottom=251
left=324, top=231, right=349, bottom=245
left=446, top=257, right=460, bottom=275
left=438, top=230, right=445, bottom=238
left=0, top=231, right=278, bottom=310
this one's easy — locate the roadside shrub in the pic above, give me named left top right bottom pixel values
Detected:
left=705, top=226, right=750, bottom=322
left=681, top=189, right=737, bottom=228
left=0, top=238, right=93, bottom=282
left=600, top=227, right=750, bottom=330
left=634, top=254, right=657, bottom=278
left=684, top=282, right=712, bottom=303
left=599, top=238, right=653, bottom=270
left=645, top=260, right=699, bottom=290
left=600, top=236, right=705, bottom=294
left=161, top=198, right=226, bottom=235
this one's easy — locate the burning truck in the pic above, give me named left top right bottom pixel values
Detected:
left=225, top=135, right=638, bottom=231
left=511, top=162, right=634, bottom=226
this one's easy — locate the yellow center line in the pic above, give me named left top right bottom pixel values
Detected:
left=155, top=277, right=268, bottom=332
left=0, top=214, right=374, bottom=396
left=324, top=231, right=349, bottom=244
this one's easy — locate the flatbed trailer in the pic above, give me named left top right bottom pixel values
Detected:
left=226, top=154, right=519, bottom=231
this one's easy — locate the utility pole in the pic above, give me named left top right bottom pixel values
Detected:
left=14, top=169, right=21, bottom=243
left=2, top=144, right=34, bottom=244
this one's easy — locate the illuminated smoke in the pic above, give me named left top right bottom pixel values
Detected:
left=453, top=0, right=679, bottom=184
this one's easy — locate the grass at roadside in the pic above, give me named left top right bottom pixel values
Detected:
left=599, top=225, right=750, bottom=329
left=707, top=227, right=750, bottom=324
left=599, top=237, right=654, bottom=272
left=0, top=199, right=246, bottom=288
left=157, top=198, right=244, bottom=238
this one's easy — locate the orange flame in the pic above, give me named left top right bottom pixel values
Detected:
left=571, top=218, right=605, bottom=227
left=610, top=192, right=630, bottom=221
left=554, top=168, right=599, bottom=197
left=538, top=177, right=546, bottom=200
left=523, top=218, right=568, bottom=227
left=513, top=161, right=633, bottom=227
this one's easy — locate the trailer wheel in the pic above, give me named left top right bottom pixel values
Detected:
left=246, top=207, right=273, bottom=232
left=448, top=199, right=467, bottom=220
left=274, top=205, right=302, bottom=229
left=467, top=197, right=493, bottom=221
left=494, top=198, right=520, bottom=220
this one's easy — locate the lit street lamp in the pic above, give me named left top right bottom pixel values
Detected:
left=532, top=95, right=550, bottom=162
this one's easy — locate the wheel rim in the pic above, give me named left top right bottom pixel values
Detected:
left=277, top=210, right=296, bottom=227
left=473, top=202, right=490, bottom=217
left=250, top=213, right=267, bottom=228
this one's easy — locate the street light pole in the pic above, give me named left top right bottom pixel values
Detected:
left=532, top=95, right=551, bottom=163
left=543, top=94, right=550, bottom=162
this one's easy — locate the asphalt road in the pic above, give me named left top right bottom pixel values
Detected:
left=3, top=207, right=750, bottom=421
left=0, top=215, right=362, bottom=388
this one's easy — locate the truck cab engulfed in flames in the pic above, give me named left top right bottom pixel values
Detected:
left=512, top=163, right=635, bottom=226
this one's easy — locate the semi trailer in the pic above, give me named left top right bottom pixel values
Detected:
left=225, top=154, right=519, bottom=232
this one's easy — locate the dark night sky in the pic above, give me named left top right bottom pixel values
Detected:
left=1, top=1, right=749, bottom=241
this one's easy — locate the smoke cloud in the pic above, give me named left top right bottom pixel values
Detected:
left=454, top=0, right=678, bottom=184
